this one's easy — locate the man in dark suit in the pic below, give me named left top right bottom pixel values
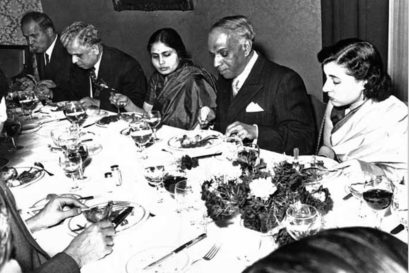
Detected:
left=200, top=15, right=316, bottom=155
left=60, top=22, right=147, bottom=112
left=20, top=12, right=75, bottom=102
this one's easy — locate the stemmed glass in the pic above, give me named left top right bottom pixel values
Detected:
left=129, top=121, right=153, bottom=154
left=144, top=165, right=166, bottom=203
left=362, top=176, right=393, bottom=229
left=63, top=101, right=87, bottom=133
left=391, top=181, right=408, bottom=231
left=59, top=150, right=82, bottom=191
left=143, top=111, right=161, bottom=141
left=18, top=91, right=37, bottom=119
left=284, top=203, right=322, bottom=240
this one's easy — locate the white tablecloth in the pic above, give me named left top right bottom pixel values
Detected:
left=6, top=111, right=407, bottom=273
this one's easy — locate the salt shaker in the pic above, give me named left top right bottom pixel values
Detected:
left=110, top=165, right=122, bottom=186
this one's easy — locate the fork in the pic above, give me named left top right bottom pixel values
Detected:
left=191, top=244, right=221, bottom=265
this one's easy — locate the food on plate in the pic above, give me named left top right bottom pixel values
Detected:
left=97, top=115, right=119, bottom=125
left=176, top=134, right=219, bottom=148
left=0, top=167, right=42, bottom=187
left=83, top=201, right=114, bottom=223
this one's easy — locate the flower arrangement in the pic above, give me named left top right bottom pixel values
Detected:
left=201, top=160, right=334, bottom=236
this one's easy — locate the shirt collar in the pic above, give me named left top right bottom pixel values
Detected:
left=93, top=50, right=103, bottom=77
left=233, top=51, right=259, bottom=91
left=45, top=35, right=58, bottom=62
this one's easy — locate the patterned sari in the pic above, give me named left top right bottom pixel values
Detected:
left=146, top=62, right=217, bottom=130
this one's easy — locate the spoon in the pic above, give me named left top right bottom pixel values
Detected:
left=34, top=162, right=54, bottom=176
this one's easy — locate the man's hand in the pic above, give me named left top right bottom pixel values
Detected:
left=35, top=85, right=54, bottom=100
left=225, top=121, right=258, bottom=140
left=80, top=97, right=100, bottom=108
left=64, top=220, right=115, bottom=268
left=27, top=197, right=87, bottom=232
left=198, top=106, right=216, bottom=128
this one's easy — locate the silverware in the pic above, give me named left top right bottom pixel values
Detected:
left=391, top=224, right=405, bottom=234
left=34, top=162, right=54, bottom=176
left=143, top=233, right=207, bottom=269
left=191, top=244, right=221, bottom=265
left=192, top=152, right=222, bottom=160
left=342, top=193, right=353, bottom=200
left=112, top=206, right=133, bottom=229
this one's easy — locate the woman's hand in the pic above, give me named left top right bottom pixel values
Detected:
left=338, top=159, right=385, bottom=182
left=198, top=106, right=215, bottom=128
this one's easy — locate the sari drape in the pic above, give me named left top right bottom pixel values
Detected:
left=146, top=63, right=217, bottom=130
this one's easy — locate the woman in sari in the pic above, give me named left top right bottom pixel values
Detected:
left=110, top=28, right=217, bottom=130
left=317, top=39, right=407, bottom=181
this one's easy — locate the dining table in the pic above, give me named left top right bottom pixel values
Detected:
left=2, top=106, right=407, bottom=273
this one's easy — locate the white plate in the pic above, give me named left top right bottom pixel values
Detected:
left=6, top=167, right=45, bottom=188
left=167, top=130, right=223, bottom=151
left=21, top=121, right=42, bottom=134
left=67, top=201, right=148, bottom=235
left=126, top=246, right=190, bottom=273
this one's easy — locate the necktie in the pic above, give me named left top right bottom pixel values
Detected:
left=32, top=54, right=40, bottom=81
left=89, top=68, right=98, bottom=98
left=44, top=53, right=49, bottom=66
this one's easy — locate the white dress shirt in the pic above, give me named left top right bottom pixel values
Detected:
left=45, top=35, right=58, bottom=64
left=231, top=51, right=259, bottom=96
left=90, top=52, right=103, bottom=98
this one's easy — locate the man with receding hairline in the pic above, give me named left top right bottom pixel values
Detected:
left=60, top=21, right=147, bottom=112
left=20, top=11, right=75, bottom=102
left=200, top=15, right=316, bottom=155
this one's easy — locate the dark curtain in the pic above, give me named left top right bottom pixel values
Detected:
left=320, top=0, right=389, bottom=99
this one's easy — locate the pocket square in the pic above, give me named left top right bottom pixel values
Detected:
left=245, top=102, right=264, bottom=112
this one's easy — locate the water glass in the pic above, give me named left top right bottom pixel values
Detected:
left=129, top=121, right=152, bottom=153
left=144, top=165, right=166, bottom=203
left=63, top=101, right=87, bottom=131
left=285, top=203, right=321, bottom=240
left=18, top=91, right=37, bottom=119
left=59, top=151, right=82, bottom=191
left=143, top=111, right=161, bottom=141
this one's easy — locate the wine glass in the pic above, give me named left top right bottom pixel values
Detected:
left=143, top=111, right=161, bottom=141
left=63, top=101, right=87, bottom=133
left=285, top=203, right=322, bottom=240
left=362, top=175, right=393, bottom=229
left=59, top=150, right=82, bottom=191
left=18, top=91, right=37, bottom=120
left=144, top=165, right=166, bottom=203
left=391, top=181, right=408, bottom=231
left=129, top=121, right=152, bottom=154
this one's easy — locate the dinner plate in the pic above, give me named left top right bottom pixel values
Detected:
left=125, top=246, right=190, bottom=273
left=5, top=167, right=45, bottom=188
left=67, top=201, right=148, bottom=235
left=167, top=130, right=224, bottom=151
left=21, top=121, right=42, bottom=134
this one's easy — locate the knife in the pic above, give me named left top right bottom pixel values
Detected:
left=143, top=233, right=207, bottom=269
left=391, top=224, right=405, bottom=235
left=112, top=206, right=133, bottom=229
left=40, top=117, right=67, bottom=125
left=192, top=152, right=222, bottom=160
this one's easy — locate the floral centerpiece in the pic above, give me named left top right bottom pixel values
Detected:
left=201, top=158, right=334, bottom=244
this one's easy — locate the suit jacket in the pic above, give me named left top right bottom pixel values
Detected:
left=24, top=36, right=76, bottom=102
left=215, top=54, right=316, bottom=155
left=0, top=181, right=79, bottom=273
left=70, top=45, right=147, bottom=112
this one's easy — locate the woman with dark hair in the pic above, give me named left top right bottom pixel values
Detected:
left=243, top=227, right=408, bottom=273
left=110, top=28, right=217, bottom=129
left=316, top=39, right=407, bottom=181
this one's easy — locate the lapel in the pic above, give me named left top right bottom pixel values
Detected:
left=36, top=53, right=45, bottom=80
left=43, top=37, right=61, bottom=75
left=227, top=56, right=265, bottom=121
left=97, top=45, right=113, bottom=85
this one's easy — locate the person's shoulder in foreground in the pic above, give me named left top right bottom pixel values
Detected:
left=243, top=226, right=408, bottom=273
